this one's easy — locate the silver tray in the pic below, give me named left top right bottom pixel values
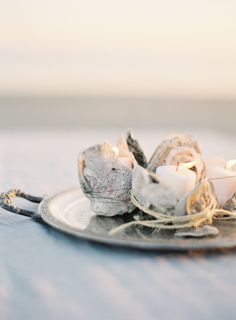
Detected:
left=38, top=187, right=236, bottom=251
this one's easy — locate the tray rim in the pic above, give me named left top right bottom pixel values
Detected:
left=38, top=187, right=236, bottom=251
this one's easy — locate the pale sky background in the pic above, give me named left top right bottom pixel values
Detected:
left=0, top=0, right=236, bottom=98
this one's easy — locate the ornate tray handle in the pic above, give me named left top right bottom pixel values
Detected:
left=0, top=189, right=44, bottom=222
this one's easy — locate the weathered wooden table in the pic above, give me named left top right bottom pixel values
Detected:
left=0, top=130, right=235, bottom=320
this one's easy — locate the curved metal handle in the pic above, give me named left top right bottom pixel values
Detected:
left=0, top=189, right=44, bottom=222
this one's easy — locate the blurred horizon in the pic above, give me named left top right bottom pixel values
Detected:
left=0, top=95, right=235, bottom=134
left=1, top=93, right=236, bottom=102
left=1, top=1, right=236, bottom=133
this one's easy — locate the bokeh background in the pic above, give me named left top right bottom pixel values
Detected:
left=1, top=0, right=236, bottom=132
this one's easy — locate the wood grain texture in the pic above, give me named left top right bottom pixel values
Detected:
left=0, top=130, right=235, bottom=320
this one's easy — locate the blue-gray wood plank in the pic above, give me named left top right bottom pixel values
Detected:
left=0, top=130, right=235, bottom=320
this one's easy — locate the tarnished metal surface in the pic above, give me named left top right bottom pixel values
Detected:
left=40, top=187, right=236, bottom=251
